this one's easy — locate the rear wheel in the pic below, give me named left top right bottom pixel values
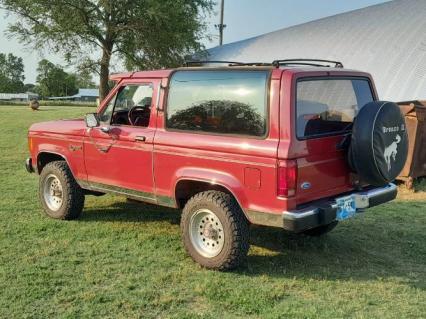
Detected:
left=302, top=221, right=338, bottom=237
left=39, top=161, right=85, bottom=220
left=181, top=191, right=249, bottom=270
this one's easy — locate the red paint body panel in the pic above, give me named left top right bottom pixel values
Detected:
left=28, top=66, right=378, bottom=224
left=279, top=69, right=378, bottom=206
left=84, top=78, right=161, bottom=195
left=84, top=125, right=156, bottom=194
left=28, top=120, right=87, bottom=180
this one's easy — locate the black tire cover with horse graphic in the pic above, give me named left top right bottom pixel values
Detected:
left=348, top=101, right=408, bottom=186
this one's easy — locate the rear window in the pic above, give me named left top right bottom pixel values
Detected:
left=296, top=78, right=374, bottom=138
left=166, top=70, right=269, bottom=137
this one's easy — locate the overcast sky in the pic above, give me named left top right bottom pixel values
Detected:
left=0, top=0, right=390, bottom=84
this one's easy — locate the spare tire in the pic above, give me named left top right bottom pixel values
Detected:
left=349, top=101, right=408, bottom=186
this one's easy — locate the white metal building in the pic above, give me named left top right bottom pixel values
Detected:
left=206, top=0, right=426, bottom=102
left=0, top=92, right=39, bottom=101
left=48, top=88, right=99, bottom=102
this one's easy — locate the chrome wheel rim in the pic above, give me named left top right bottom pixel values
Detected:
left=189, top=209, right=225, bottom=258
left=43, top=174, right=63, bottom=211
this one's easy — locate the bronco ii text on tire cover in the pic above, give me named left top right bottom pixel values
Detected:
left=25, top=59, right=408, bottom=270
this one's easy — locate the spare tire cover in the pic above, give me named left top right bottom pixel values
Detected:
left=349, top=101, right=408, bottom=186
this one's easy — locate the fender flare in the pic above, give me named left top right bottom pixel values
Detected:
left=173, top=167, right=249, bottom=211
left=36, top=150, right=75, bottom=177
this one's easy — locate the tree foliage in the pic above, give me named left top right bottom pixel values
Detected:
left=167, top=100, right=265, bottom=136
left=36, top=59, right=78, bottom=97
left=74, top=69, right=96, bottom=89
left=0, top=53, right=25, bottom=93
left=1, top=0, right=214, bottom=99
left=23, top=83, right=36, bottom=93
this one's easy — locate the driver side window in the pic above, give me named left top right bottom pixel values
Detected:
left=100, top=84, right=154, bottom=127
left=99, top=95, right=116, bottom=124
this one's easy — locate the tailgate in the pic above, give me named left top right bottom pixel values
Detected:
left=292, top=77, right=375, bottom=204
left=296, top=135, right=353, bottom=203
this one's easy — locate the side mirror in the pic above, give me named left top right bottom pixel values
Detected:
left=85, top=113, right=100, bottom=128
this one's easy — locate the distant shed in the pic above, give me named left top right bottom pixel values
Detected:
left=0, top=92, right=39, bottom=102
left=49, top=88, right=99, bottom=102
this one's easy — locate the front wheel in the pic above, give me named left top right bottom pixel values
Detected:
left=181, top=191, right=249, bottom=270
left=39, top=161, right=85, bottom=220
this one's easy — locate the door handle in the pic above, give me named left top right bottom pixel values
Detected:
left=135, top=135, right=146, bottom=142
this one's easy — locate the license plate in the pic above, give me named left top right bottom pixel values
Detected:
left=336, top=195, right=357, bottom=221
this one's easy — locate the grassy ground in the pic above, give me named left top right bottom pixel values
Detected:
left=0, top=105, right=425, bottom=318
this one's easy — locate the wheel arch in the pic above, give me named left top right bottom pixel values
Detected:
left=36, top=151, right=73, bottom=175
left=173, top=168, right=249, bottom=216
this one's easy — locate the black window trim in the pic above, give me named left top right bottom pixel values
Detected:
left=294, top=75, right=377, bottom=141
left=164, top=69, right=272, bottom=140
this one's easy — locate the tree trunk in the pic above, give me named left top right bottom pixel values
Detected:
left=99, top=45, right=112, bottom=101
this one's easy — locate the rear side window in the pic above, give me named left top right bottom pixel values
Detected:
left=296, top=78, right=374, bottom=138
left=166, top=70, right=269, bottom=137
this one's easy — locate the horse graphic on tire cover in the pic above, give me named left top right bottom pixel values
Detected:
left=349, top=101, right=408, bottom=186
left=384, top=134, right=401, bottom=171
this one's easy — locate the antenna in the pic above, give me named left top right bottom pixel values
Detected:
left=215, top=0, right=226, bottom=46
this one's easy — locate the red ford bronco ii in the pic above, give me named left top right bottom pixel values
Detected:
left=26, top=59, right=408, bottom=270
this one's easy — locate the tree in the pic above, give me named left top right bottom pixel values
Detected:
left=1, top=0, right=213, bottom=100
left=168, top=100, right=265, bottom=136
left=36, top=59, right=78, bottom=97
left=0, top=52, right=25, bottom=93
left=23, top=83, right=36, bottom=92
left=74, top=69, right=96, bottom=89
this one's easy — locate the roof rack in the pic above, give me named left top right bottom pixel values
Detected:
left=184, top=60, right=274, bottom=67
left=234, top=62, right=273, bottom=66
left=184, top=60, right=245, bottom=67
left=183, top=59, right=344, bottom=68
left=272, top=59, right=344, bottom=68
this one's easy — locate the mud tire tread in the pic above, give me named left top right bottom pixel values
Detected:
left=181, top=190, right=249, bottom=270
left=39, top=160, right=84, bottom=220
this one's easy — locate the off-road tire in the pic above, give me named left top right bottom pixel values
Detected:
left=302, top=221, right=338, bottom=237
left=181, top=191, right=250, bottom=270
left=39, top=161, right=85, bottom=220
left=349, top=101, right=408, bottom=186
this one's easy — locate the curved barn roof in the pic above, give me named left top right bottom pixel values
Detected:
left=207, top=0, right=426, bottom=102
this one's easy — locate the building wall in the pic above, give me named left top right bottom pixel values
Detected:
left=207, top=0, right=426, bottom=102
left=0, top=93, right=38, bottom=101
left=79, top=96, right=98, bottom=102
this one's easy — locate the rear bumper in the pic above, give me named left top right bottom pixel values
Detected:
left=25, top=157, right=35, bottom=173
left=282, top=183, right=398, bottom=232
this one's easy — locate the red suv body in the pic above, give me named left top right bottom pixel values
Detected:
left=26, top=62, right=399, bottom=269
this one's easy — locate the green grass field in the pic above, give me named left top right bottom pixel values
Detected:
left=0, top=105, right=425, bottom=318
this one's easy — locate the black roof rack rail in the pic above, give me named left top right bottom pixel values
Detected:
left=184, top=60, right=245, bottom=67
left=184, top=60, right=274, bottom=67
left=235, top=62, right=273, bottom=66
left=272, top=59, right=344, bottom=68
left=183, top=59, right=343, bottom=68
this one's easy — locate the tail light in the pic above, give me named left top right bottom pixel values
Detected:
left=277, top=160, right=297, bottom=197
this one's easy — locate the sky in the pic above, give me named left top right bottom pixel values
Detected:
left=0, top=0, right=390, bottom=84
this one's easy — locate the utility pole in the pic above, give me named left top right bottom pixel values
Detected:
left=215, top=0, right=226, bottom=46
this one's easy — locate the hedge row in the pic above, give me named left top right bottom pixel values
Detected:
left=0, top=100, right=97, bottom=107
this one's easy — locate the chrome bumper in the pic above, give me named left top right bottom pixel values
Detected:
left=25, top=157, right=35, bottom=173
left=282, top=183, right=398, bottom=232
